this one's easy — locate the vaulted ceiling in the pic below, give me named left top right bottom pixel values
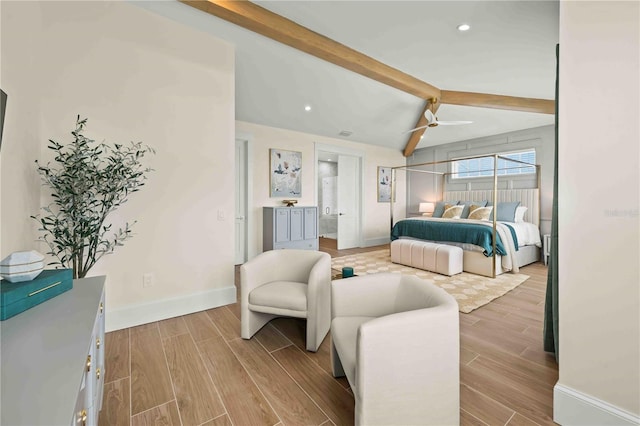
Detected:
left=139, top=1, right=559, bottom=155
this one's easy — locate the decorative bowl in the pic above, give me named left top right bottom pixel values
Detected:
left=0, top=250, right=45, bottom=283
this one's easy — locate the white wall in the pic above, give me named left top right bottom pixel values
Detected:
left=1, top=1, right=236, bottom=331
left=236, top=121, right=406, bottom=259
left=556, top=1, right=639, bottom=424
left=0, top=2, right=45, bottom=255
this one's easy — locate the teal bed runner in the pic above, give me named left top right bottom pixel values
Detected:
left=391, top=219, right=511, bottom=256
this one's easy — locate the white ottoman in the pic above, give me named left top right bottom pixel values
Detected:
left=391, top=239, right=463, bottom=276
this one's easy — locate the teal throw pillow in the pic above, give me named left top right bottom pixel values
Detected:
left=489, top=201, right=521, bottom=222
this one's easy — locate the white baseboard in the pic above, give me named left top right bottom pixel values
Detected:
left=363, top=237, right=391, bottom=247
left=105, top=285, right=237, bottom=332
left=554, top=384, right=640, bottom=425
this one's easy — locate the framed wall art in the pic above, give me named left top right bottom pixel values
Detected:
left=270, top=148, right=302, bottom=198
left=377, top=166, right=392, bottom=202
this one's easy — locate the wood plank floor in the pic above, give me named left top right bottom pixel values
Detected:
left=100, top=238, right=558, bottom=426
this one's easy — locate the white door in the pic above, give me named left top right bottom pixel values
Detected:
left=235, top=139, right=247, bottom=264
left=337, top=154, right=360, bottom=249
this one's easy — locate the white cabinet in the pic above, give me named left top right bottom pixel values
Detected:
left=1, top=276, right=106, bottom=426
left=264, top=206, right=319, bottom=251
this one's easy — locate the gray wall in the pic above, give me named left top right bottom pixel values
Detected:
left=407, top=124, right=554, bottom=235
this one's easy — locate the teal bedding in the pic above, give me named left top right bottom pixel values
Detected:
left=390, top=219, right=509, bottom=256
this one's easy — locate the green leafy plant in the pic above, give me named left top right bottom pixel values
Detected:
left=33, top=116, right=154, bottom=279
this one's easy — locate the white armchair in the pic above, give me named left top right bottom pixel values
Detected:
left=240, top=249, right=332, bottom=352
left=331, top=273, right=460, bottom=426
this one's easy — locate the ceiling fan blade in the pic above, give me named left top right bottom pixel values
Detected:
left=434, top=120, right=473, bottom=126
left=423, top=109, right=436, bottom=124
left=403, top=124, right=430, bottom=134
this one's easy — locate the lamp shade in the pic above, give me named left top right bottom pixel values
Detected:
left=419, top=202, right=435, bottom=215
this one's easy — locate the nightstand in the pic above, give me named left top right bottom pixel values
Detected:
left=543, top=234, right=551, bottom=265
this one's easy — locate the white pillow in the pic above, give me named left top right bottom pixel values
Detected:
left=468, top=206, right=493, bottom=221
left=442, top=205, right=463, bottom=219
left=515, top=206, right=528, bottom=223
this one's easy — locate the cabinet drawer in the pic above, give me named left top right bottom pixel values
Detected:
left=290, top=209, right=304, bottom=241
left=274, top=240, right=318, bottom=250
left=304, top=208, right=317, bottom=240
left=72, top=386, right=87, bottom=426
left=94, top=288, right=106, bottom=414
left=274, top=209, right=290, bottom=243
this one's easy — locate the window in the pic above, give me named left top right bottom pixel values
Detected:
left=451, top=150, right=536, bottom=179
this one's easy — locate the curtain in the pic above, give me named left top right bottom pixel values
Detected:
left=543, top=44, right=559, bottom=362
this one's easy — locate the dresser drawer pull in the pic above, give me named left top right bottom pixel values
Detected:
left=100, top=302, right=104, bottom=314
left=96, top=368, right=101, bottom=380
left=28, top=281, right=62, bottom=297
left=86, top=355, right=91, bottom=372
left=78, top=409, right=87, bottom=425
left=96, top=337, right=101, bottom=349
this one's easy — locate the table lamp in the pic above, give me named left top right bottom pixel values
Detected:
left=419, top=202, right=435, bottom=216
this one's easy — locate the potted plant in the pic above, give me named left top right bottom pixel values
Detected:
left=33, top=116, right=154, bottom=279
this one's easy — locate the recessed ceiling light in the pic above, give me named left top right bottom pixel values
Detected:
left=327, top=159, right=332, bottom=161
left=457, top=23, right=471, bottom=32
left=304, top=105, right=312, bottom=112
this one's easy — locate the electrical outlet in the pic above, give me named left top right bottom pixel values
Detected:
left=142, top=273, right=154, bottom=288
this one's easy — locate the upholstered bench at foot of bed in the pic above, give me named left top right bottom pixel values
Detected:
left=390, top=239, right=463, bottom=276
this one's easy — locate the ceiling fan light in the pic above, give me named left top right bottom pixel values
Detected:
left=457, top=23, right=471, bottom=32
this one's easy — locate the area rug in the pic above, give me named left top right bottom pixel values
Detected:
left=331, top=249, right=529, bottom=313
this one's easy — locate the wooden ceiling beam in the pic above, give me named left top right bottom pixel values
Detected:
left=440, top=90, right=555, bottom=114
left=403, top=100, right=440, bottom=157
left=180, top=1, right=555, bottom=157
left=180, top=0, right=441, bottom=100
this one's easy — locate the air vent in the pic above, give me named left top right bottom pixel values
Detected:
left=338, top=130, right=353, bottom=137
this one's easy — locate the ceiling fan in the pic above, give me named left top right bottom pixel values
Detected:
left=404, top=98, right=473, bottom=134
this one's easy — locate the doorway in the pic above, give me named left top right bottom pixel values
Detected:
left=318, top=152, right=338, bottom=239
left=316, top=146, right=363, bottom=250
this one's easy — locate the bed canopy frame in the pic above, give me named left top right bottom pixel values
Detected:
left=390, top=154, right=540, bottom=278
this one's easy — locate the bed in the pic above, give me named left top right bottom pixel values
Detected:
left=391, top=215, right=541, bottom=276
left=390, top=159, right=543, bottom=277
